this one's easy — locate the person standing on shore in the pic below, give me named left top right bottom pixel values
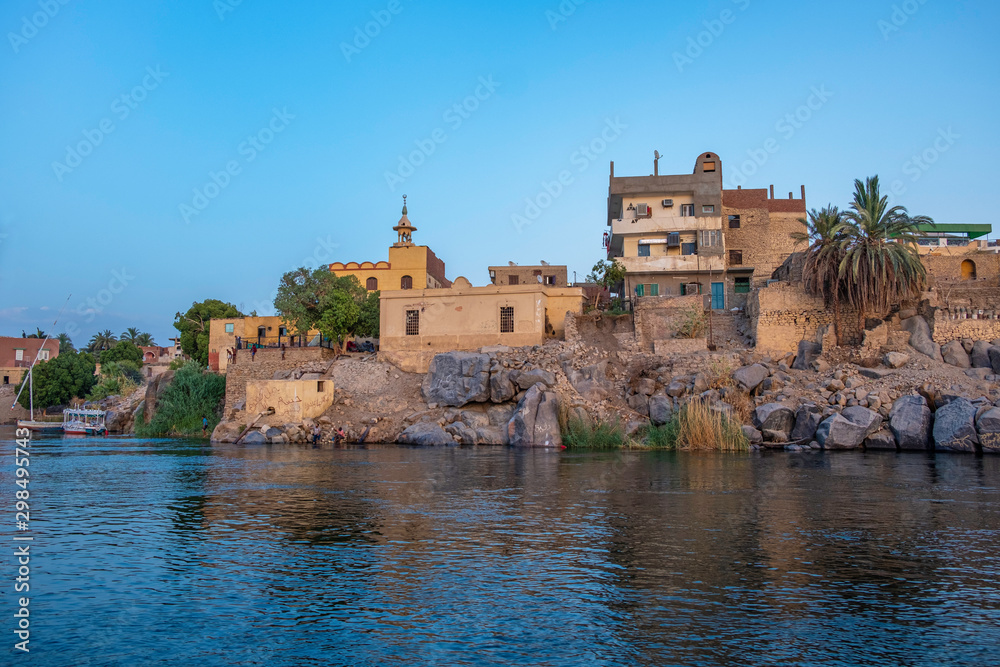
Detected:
left=251, top=345, right=257, bottom=362
left=281, top=342, right=286, bottom=360
left=202, top=416, right=208, bottom=436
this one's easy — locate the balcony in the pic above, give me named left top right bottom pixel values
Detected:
left=619, top=254, right=724, bottom=274
left=611, top=214, right=722, bottom=237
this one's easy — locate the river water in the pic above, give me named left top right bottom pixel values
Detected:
left=2, top=427, right=999, bottom=666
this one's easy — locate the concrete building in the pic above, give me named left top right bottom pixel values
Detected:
left=245, top=377, right=334, bottom=421
left=488, top=263, right=568, bottom=287
left=605, top=152, right=805, bottom=310
left=379, top=277, right=585, bottom=372
left=0, top=337, right=59, bottom=386
left=140, top=337, right=188, bottom=379
left=209, top=316, right=322, bottom=373
left=330, top=196, right=451, bottom=292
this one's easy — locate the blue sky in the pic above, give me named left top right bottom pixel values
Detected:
left=1, top=0, right=997, bottom=347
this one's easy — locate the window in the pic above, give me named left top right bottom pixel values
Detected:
left=702, top=205, right=715, bottom=214
left=405, top=310, right=420, bottom=336
left=317, top=381, right=326, bottom=392
left=680, top=204, right=694, bottom=217
left=278, top=326, right=287, bottom=337
left=401, top=275, right=413, bottom=290
left=508, top=275, right=519, bottom=286
left=699, top=230, right=721, bottom=247
left=3, top=376, right=8, bottom=385
left=545, top=275, right=556, bottom=285
left=366, top=277, right=378, bottom=291
left=734, top=277, right=751, bottom=293
left=38, top=350, right=49, bottom=361
left=638, top=243, right=651, bottom=257
left=257, top=327, right=266, bottom=339
left=681, top=242, right=697, bottom=256
left=728, top=215, right=741, bottom=229
left=729, top=250, right=743, bottom=265
left=703, top=161, right=716, bottom=172
left=225, top=323, right=234, bottom=333
left=15, top=349, right=23, bottom=361
left=500, top=306, right=514, bottom=333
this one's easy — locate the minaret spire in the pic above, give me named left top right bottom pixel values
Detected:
left=393, top=194, right=417, bottom=247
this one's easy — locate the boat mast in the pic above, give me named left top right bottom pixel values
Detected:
left=28, top=368, right=33, bottom=421
left=9, top=294, right=72, bottom=415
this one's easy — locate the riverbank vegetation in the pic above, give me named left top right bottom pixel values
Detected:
left=87, top=361, right=144, bottom=401
left=14, top=350, right=97, bottom=410
left=562, top=401, right=749, bottom=452
left=134, top=361, right=226, bottom=437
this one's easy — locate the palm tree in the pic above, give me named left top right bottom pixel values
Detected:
left=26, top=328, right=46, bottom=339
left=57, top=333, right=74, bottom=353
left=135, top=332, right=155, bottom=347
left=839, top=175, right=932, bottom=334
left=792, top=205, right=848, bottom=345
left=121, top=327, right=141, bottom=343
left=88, top=329, right=117, bottom=353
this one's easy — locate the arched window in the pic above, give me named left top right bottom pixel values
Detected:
left=366, top=277, right=378, bottom=291
left=401, top=275, right=413, bottom=290
left=961, top=260, right=977, bottom=281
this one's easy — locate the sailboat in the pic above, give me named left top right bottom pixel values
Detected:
left=15, top=365, right=63, bottom=433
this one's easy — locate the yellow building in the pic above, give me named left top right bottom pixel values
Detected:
left=209, top=315, right=321, bottom=373
left=330, top=196, right=451, bottom=292
left=379, top=277, right=585, bottom=372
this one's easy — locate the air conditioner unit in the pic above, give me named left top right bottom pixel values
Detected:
left=667, top=232, right=680, bottom=247
left=662, top=199, right=673, bottom=208
left=636, top=203, right=650, bottom=217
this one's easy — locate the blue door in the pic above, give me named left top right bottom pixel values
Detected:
left=711, top=282, right=724, bottom=310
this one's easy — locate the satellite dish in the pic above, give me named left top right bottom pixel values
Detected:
left=654, top=150, right=661, bottom=159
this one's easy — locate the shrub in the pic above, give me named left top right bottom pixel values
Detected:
left=562, top=418, right=626, bottom=450
left=135, top=361, right=226, bottom=437
left=648, top=401, right=749, bottom=452
left=675, top=303, right=706, bottom=339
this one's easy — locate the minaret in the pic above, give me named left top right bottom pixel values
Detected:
left=392, top=194, right=417, bottom=247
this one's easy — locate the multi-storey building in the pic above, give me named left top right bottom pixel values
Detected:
left=605, top=152, right=806, bottom=309
left=488, top=262, right=568, bottom=287
left=0, top=336, right=59, bottom=386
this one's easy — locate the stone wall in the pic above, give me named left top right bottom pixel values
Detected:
left=224, top=347, right=336, bottom=411
left=923, top=250, right=1000, bottom=284
left=748, top=282, right=861, bottom=353
left=634, top=294, right=706, bottom=352
left=931, top=308, right=1000, bottom=344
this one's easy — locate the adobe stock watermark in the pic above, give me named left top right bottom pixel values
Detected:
left=214, top=0, right=245, bottom=21
left=341, top=0, right=406, bottom=63
left=728, top=85, right=833, bottom=187
left=7, top=0, right=73, bottom=54
left=878, top=0, right=930, bottom=40
left=673, top=0, right=750, bottom=73
left=384, top=75, right=500, bottom=192
left=61, top=267, right=136, bottom=340
left=178, top=107, right=295, bottom=224
left=511, top=117, right=627, bottom=233
left=546, top=0, right=585, bottom=30
left=51, top=66, right=170, bottom=182
left=887, top=127, right=959, bottom=203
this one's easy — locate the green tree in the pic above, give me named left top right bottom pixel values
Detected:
left=134, top=332, right=155, bottom=347
left=792, top=206, right=849, bottom=345
left=15, top=350, right=97, bottom=410
left=356, top=291, right=381, bottom=338
left=120, top=327, right=141, bottom=343
left=586, top=259, right=627, bottom=308
left=88, top=329, right=118, bottom=355
left=273, top=268, right=374, bottom=345
left=99, top=340, right=144, bottom=367
left=135, top=361, right=227, bottom=437
left=840, top=176, right=932, bottom=331
left=56, top=333, right=74, bottom=353
left=173, top=300, right=244, bottom=366
left=25, top=328, right=46, bottom=339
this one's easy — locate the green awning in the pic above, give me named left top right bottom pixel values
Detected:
left=916, top=223, right=991, bottom=240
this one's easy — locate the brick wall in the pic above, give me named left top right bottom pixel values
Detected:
left=225, top=347, right=336, bottom=411
left=634, top=294, right=705, bottom=351
left=748, top=282, right=861, bottom=353
left=924, top=251, right=1000, bottom=283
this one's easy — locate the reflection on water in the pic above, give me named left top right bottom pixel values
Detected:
left=2, top=427, right=999, bottom=666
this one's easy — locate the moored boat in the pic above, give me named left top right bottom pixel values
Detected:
left=62, top=409, right=108, bottom=436
left=16, top=418, right=64, bottom=433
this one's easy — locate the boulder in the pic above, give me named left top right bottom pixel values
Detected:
left=507, top=384, right=562, bottom=448
left=789, top=406, right=822, bottom=442
left=475, top=425, right=509, bottom=446
left=791, top=340, right=823, bottom=371
left=889, top=395, right=932, bottom=450
left=692, top=374, right=710, bottom=393
left=901, top=316, right=943, bottom=362
left=566, top=362, right=611, bottom=402
left=883, top=352, right=910, bottom=369
left=815, top=414, right=869, bottom=449
left=976, top=407, right=1000, bottom=454
left=648, top=396, right=674, bottom=426
left=398, top=422, right=455, bottom=446
left=941, top=341, right=971, bottom=368
left=864, top=429, right=898, bottom=450
left=733, top=364, right=769, bottom=392
left=989, top=347, right=1000, bottom=376
left=635, top=377, right=657, bottom=396
left=932, top=397, right=979, bottom=452
left=211, top=420, right=244, bottom=443
left=142, top=370, right=175, bottom=425
left=444, top=421, right=478, bottom=445
left=841, top=406, right=883, bottom=440
left=627, top=393, right=649, bottom=416
left=515, top=368, right=556, bottom=390
left=965, top=368, right=992, bottom=381
left=264, top=427, right=283, bottom=439
left=752, top=403, right=795, bottom=434
left=489, top=369, right=517, bottom=403
left=241, top=430, right=267, bottom=445
left=422, top=352, right=491, bottom=407
left=666, top=381, right=687, bottom=398
left=742, top=425, right=763, bottom=445
left=971, top=340, right=992, bottom=368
